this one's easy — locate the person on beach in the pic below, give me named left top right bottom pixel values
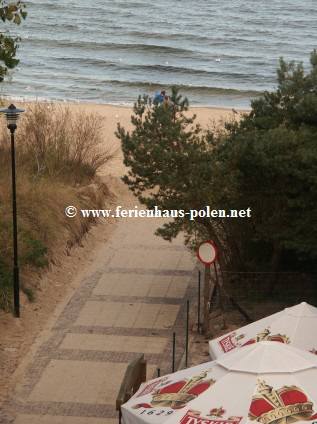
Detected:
left=154, top=90, right=165, bottom=104
left=161, top=95, right=173, bottom=107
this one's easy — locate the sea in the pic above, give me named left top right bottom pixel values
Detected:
left=3, top=0, right=317, bottom=108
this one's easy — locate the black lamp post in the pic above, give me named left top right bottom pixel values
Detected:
left=0, top=104, right=25, bottom=317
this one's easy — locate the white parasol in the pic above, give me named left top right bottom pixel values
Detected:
left=209, top=302, right=317, bottom=359
left=121, top=341, right=317, bottom=424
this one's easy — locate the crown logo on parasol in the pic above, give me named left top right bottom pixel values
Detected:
left=242, top=329, right=290, bottom=347
left=208, top=407, right=226, bottom=417
left=249, top=380, right=317, bottom=424
left=132, top=369, right=215, bottom=410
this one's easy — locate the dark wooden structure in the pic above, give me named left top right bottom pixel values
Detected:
left=116, top=353, right=147, bottom=424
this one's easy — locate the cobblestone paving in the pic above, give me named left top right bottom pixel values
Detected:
left=1, top=209, right=197, bottom=423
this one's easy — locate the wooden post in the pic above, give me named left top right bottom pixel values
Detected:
left=214, top=262, right=227, bottom=329
left=204, top=264, right=211, bottom=337
left=198, top=270, right=201, bottom=333
left=185, top=300, right=189, bottom=367
left=116, top=354, right=147, bottom=424
left=172, top=332, right=176, bottom=372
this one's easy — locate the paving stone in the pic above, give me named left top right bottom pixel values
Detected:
left=93, top=273, right=190, bottom=298
left=28, top=360, right=127, bottom=405
left=28, top=360, right=157, bottom=405
left=75, top=301, right=179, bottom=329
left=60, top=334, right=168, bottom=354
left=108, top=248, right=161, bottom=269
left=38, top=348, right=162, bottom=365
left=107, top=247, right=194, bottom=271
left=178, top=252, right=196, bottom=271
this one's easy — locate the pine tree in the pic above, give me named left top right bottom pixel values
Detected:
left=117, top=52, right=317, bottom=277
left=241, top=49, right=317, bottom=130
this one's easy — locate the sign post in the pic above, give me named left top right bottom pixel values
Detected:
left=197, top=241, right=218, bottom=337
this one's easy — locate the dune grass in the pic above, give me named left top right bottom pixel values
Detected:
left=0, top=102, right=116, bottom=312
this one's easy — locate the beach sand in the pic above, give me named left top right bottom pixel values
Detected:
left=22, top=102, right=247, bottom=177
left=75, top=104, right=246, bottom=176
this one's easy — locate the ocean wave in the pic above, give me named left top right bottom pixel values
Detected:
left=126, top=30, right=213, bottom=42
left=24, top=36, right=280, bottom=65
left=51, top=58, right=271, bottom=84
left=100, top=79, right=262, bottom=97
left=118, top=64, right=266, bottom=81
left=26, top=38, right=203, bottom=57
left=112, top=1, right=153, bottom=8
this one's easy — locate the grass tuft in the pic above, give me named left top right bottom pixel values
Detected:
left=0, top=102, right=116, bottom=311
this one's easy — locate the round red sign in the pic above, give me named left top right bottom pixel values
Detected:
left=197, top=241, right=218, bottom=264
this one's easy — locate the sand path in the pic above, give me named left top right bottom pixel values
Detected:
left=0, top=104, right=237, bottom=423
left=2, top=181, right=196, bottom=423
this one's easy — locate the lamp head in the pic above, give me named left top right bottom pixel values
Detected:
left=0, top=104, right=25, bottom=128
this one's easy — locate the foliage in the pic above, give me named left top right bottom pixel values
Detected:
left=21, top=237, right=49, bottom=268
left=118, top=52, right=317, bottom=277
left=0, top=217, right=49, bottom=309
left=211, top=123, right=317, bottom=271
left=0, top=254, right=12, bottom=309
left=7, top=102, right=117, bottom=184
left=240, top=49, right=317, bottom=131
left=117, top=86, right=230, bottom=269
left=0, top=1, right=27, bottom=82
left=221, top=50, right=317, bottom=270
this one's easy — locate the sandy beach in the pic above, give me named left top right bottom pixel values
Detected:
left=26, top=102, right=247, bottom=178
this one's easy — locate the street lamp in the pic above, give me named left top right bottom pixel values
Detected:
left=0, top=104, right=25, bottom=317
